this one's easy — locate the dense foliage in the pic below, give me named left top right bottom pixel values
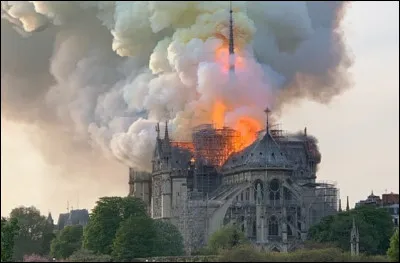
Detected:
left=9, top=206, right=55, bottom=260
left=67, top=249, right=112, bottom=262
left=308, top=205, right=394, bottom=255
left=111, top=216, right=156, bottom=261
left=82, top=196, right=147, bottom=255
left=217, top=245, right=389, bottom=262
left=387, top=228, right=399, bottom=262
left=1, top=217, right=20, bottom=262
left=153, top=220, right=185, bottom=257
left=50, top=225, right=83, bottom=259
left=206, top=224, right=248, bottom=254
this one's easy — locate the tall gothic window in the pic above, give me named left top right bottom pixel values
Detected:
left=269, top=216, right=279, bottom=236
left=269, top=179, right=280, bottom=203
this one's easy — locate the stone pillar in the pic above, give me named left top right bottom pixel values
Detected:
left=161, top=175, right=172, bottom=218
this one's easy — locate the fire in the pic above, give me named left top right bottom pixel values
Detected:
left=215, top=44, right=244, bottom=73
left=212, top=100, right=226, bottom=129
left=171, top=141, right=194, bottom=152
left=211, top=100, right=261, bottom=151
left=234, top=117, right=262, bottom=148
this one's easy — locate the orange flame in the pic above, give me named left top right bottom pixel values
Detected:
left=212, top=100, right=226, bottom=129
left=215, top=44, right=245, bottom=73
left=211, top=100, right=261, bottom=152
left=234, top=117, right=262, bottom=148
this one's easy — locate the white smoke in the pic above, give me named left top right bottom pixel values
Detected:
left=1, top=1, right=352, bottom=172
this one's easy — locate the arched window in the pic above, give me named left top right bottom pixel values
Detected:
left=269, top=179, right=280, bottom=202
left=269, top=216, right=279, bottom=236
left=287, top=224, right=293, bottom=236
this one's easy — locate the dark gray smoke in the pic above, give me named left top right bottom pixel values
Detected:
left=1, top=1, right=352, bottom=175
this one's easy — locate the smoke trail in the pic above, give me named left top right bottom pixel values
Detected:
left=1, top=1, right=352, bottom=173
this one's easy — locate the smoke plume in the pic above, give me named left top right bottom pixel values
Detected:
left=1, top=1, right=352, bottom=173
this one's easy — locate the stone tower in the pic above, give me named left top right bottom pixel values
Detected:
left=128, top=167, right=152, bottom=211
left=350, top=217, right=359, bottom=256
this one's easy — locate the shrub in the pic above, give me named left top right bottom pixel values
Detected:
left=387, top=228, right=399, bottom=262
left=23, top=254, right=51, bottom=262
left=218, top=245, right=265, bottom=262
left=67, top=249, right=111, bottom=262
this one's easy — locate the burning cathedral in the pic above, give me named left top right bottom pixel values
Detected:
left=128, top=109, right=339, bottom=253
left=128, top=5, right=339, bottom=253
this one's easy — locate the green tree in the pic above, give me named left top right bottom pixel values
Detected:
left=111, top=216, right=156, bottom=261
left=308, top=205, right=394, bottom=255
left=82, top=196, right=147, bottom=255
left=67, top=249, right=111, bottom=262
left=152, top=219, right=184, bottom=256
left=9, top=206, right=55, bottom=260
left=207, top=224, right=248, bottom=254
left=387, top=228, right=399, bottom=262
left=50, top=225, right=83, bottom=259
left=1, top=217, right=20, bottom=262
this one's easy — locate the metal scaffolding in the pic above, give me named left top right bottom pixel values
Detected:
left=301, top=180, right=339, bottom=225
left=192, top=124, right=243, bottom=167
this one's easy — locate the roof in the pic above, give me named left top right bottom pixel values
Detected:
left=222, top=131, right=291, bottom=170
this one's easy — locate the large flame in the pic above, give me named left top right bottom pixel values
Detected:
left=215, top=44, right=245, bottom=73
left=212, top=100, right=226, bottom=129
left=234, top=117, right=262, bottom=148
left=211, top=100, right=261, bottom=152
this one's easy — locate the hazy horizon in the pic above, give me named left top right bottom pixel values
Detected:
left=1, top=1, right=399, bottom=220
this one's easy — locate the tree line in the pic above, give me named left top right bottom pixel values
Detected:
left=1, top=197, right=184, bottom=262
left=1, top=197, right=399, bottom=262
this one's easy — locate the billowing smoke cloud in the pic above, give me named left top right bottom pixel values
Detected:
left=1, top=1, right=352, bottom=173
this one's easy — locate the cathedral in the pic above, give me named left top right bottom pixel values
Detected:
left=128, top=110, right=339, bottom=253
left=128, top=5, right=338, bottom=253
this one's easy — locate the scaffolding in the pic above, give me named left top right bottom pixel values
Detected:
left=192, top=124, right=243, bottom=167
left=301, top=180, right=339, bottom=226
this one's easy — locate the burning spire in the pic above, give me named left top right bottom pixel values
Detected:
left=264, top=107, right=271, bottom=132
left=228, top=1, right=235, bottom=73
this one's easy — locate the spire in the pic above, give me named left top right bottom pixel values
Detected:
left=47, top=212, right=54, bottom=225
left=229, top=1, right=234, bottom=55
left=164, top=120, right=169, bottom=142
left=346, top=196, right=350, bottom=211
left=228, top=1, right=235, bottom=72
left=339, top=199, right=342, bottom=212
left=264, top=107, right=271, bottom=133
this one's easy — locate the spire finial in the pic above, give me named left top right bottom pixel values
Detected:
left=346, top=196, right=350, bottom=211
left=264, top=107, right=271, bottom=132
left=228, top=1, right=235, bottom=73
left=229, top=1, right=234, bottom=55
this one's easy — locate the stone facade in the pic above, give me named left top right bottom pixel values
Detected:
left=129, top=121, right=338, bottom=253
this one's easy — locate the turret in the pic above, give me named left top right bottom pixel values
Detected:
left=47, top=212, right=54, bottom=226
left=162, top=120, right=171, bottom=166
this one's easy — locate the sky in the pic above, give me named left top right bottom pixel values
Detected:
left=1, top=1, right=399, bottom=219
